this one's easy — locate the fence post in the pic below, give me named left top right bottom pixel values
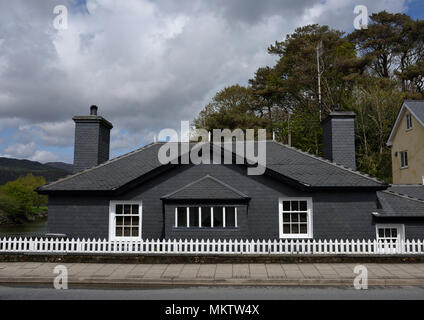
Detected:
left=197, top=239, right=202, bottom=254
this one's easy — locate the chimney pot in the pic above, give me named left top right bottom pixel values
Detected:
left=90, top=105, right=98, bottom=116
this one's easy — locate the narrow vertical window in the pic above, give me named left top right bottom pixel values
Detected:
left=213, top=206, right=224, bottom=228
left=177, top=207, right=187, bottom=227
left=201, top=207, right=212, bottom=227
left=406, top=114, right=413, bottom=130
left=189, top=207, right=199, bottom=227
left=400, top=151, right=408, bottom=169
left=225, top=207, right=237, bottom=228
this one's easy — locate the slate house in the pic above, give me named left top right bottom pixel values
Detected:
left=38, top=106, right=424, bottom=242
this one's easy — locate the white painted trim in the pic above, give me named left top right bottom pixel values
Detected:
left=109, top=200, right=142, bottom=241
left=211, top=207, right=214, bottom=228
left=223, top=207, right=226, bottom=228
left=376, top=224, right=405, bottom=242
left=174, top=205, right=239, bottom=229
left=279, top=197, right=313, bottom=239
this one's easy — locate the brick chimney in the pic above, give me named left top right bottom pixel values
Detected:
left=73, top=105, right=113, bottom=173
left=322, top=111, right=356, bottom=170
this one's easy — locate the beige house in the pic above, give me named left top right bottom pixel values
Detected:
left=387, top=100, right=424, bottom=185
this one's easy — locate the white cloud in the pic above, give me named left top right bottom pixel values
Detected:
left=3, top=142, right=36, bottom=158
left=110, top=129, right=147, bottom=150
left=29, top=150, right=59, bottom=163
left=1, top=142, right=58, bottom=163
left=0, top=0, right=411, bottom=162
left=35, top=121, right=74, bottom=147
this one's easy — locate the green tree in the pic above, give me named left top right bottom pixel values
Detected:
left=266, top=24, right=359, bottom=116
left=349, top=11, right=424, bottom=98
left=349, top=11, right=413, bottom=78
left=348, top=78, right=404, bottom=181
left=193, top=85, right=269, bottom=133
left=0, top=192, right=19, bottom=222
left=0, top=174, right=47, bottom=222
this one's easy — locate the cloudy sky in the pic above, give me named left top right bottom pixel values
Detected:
left=0, top=0, right=423, bottom=163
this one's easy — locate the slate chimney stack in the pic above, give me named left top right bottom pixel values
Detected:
left=322, top=110, right=356, bottom=170
left=73, top=106, right=113, bottom=173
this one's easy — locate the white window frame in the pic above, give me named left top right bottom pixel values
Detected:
left=400, top=151, right=408, bottom=169
left=174, top=206, right=238, bottom=229
left=376, top=224, right=405, bottom=242
left=109, top=200, right=142, bottom=241
left=279, top=198, right=313, bottom=239
left=406, top=114, right=413, bottom=130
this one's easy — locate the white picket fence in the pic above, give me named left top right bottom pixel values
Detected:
left=0, top=237, right=424, bottom=255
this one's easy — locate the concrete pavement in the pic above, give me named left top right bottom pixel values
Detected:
left=0, top=262, right=424, bottom=287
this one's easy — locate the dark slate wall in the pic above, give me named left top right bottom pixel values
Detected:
left=73, top=121, right=111, bottom=173
left=47, top=195, right=110, bottom=238
left=46, top=163, right=413, bottom=240
left=73, top=122, right=99, bottom=173
left=405, top=222, right=424, bottom=239
left=98, top=123, right=111, bottom=165
left=313, top=191, right=377, bottom=240
left=322, top=116, right=356, bottom=170
left=322, top=119, right=333, bottom=163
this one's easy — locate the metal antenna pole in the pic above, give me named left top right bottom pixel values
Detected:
left=317, top=41, right=323, bottom=121
left=288, top=111, right=291, bottom=146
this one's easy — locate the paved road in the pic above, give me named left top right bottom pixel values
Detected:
left=1, top=285, right=424, bottom=300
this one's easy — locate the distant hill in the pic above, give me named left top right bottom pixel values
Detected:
left=0, top=158, right=72, bottom=185
left=45, top=162, right=73, bottom=173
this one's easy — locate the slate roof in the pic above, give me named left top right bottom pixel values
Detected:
left=39, top=143, right=165, bottom=192
left=387, top=100, right=424, bottom=146
left=161, top=175, right=250, bottom=200
left=38, top=141, right=387, bottom=193
left=387, top=185, right=424, bottom=201
left=375, top=191, right=424, bottom=218
left=265, top=142, right=385, bottom=188
left=404, top=100, right=424, bottom=124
